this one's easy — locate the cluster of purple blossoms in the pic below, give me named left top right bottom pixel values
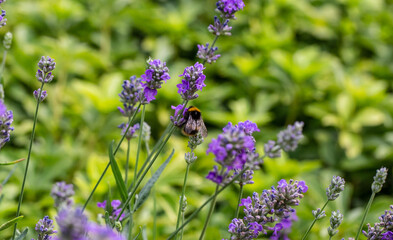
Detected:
left=33, top=88, right=48, bottom=102
left=197, top=43, right=221, bottom=64
left=118, top=123, right=139, bottom=140
left=0, top=101, right=13, bottom=149
left=228, top=179, right=307, bottom=239
left=97, top=200, right=125, bottom=221
left=140, top=59, right=170, bottom=103
left=264, top=121, right=304, bottom=158
left=118, top=76, right=142, bottom=117
left=208, top=16, right=232, bottom=36
left=216, top=0, right=245, bottom=19
left=36, top=56, right=56, bottom=83
left=229, top=179, right=308, bottom=240
left=170, top=104, right=188, bottom=127
left=363, top=205, right=393, bottom=240
left=33, top=216, right=57, bottom=240
left=269, top=211, right=298, bottom=240
left=55, top=208, right=88, bottom=240
left=87, top=223, right=125, bottom=240
left=206, top=120, right=261, bottom=185
left=0, top=9, right=6, bottom=28
left=50, top=181, right=74, bottom=209
left=177, top=62, right=206, bottom=100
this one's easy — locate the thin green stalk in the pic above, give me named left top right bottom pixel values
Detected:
left=199, top=183, right=220, bottom=240
left=167, top=168, right=247, bottom=240
left=329, top=236, right=332, bottom=240
left=175, top=163, right=191, bottom=239
left=129, top=105, right=146, bottom=239
left=0, top=50, right=8, bottom=86
left=125, top=139, right=131, bottom=185
left=355, top=192, right=376, bottom=240
left=234, top=185, right=244, bottom=219
left=117, top=126, right=176, bottom=221
left=301, top=200, right=330, bottom=240
left=180, top=211, right=185, bottom=240
left=145, top=143, right=157, bottom=240
left=12, top=82, right=45, bottom=239
left=82, top=103, right=141, bottom=211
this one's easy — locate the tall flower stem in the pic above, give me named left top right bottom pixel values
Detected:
left=234, top=185, right=244, bottom=219
left=133, top=105, right=146, bottom=186
left=355, top=192, right=376, bottom=240
left=301, top=200, right=330, bottom=240
left=82, top=103, right=141, bottom=211
left=175, top=162, right=191, bottom=239
left=199, top=183, right=220, bottom=240
left=0, top=50, right=8, bottom=86
left=167, top=168, right=247, bottom=240
left=12, top=82, right=45, bottom=239
left=125, top=139, right=131, bottom=185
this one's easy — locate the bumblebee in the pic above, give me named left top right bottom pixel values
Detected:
left=181, top=106, right=208, bottom=138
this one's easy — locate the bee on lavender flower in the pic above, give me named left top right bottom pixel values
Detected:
left=181, top=106, right=208, bottom=138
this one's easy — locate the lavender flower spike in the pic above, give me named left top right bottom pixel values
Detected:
left=55, top=207, right=88, bottom=240
left=87, top=223, right=125, bottom=240
left=33, top=88, right=48, bottom=102
left=327, top=210, right=343, bottom=237
left=118, top=76, right=142, bottom=117
left=0, top=10, right=7, bottom=28
left=216, top=0, right=245, bottom=19
left=363, top=205, right=393, bottom=239
left=177, top=62, right=206, bottom=100
left=326, top=176, right=345, bottom=201
left=170, top=104, right=188, bottom=127
left=140, top=59, right=170, bottom=104
left=50, top=181, right=74, bottom=208
left=36, top=56, right=56, bottom=83
left=277, top=121, right=304, bottom=152
left=118, top=123, right=139, bottom=140
left=371, top=167, right=388, bottom=193
left=0, top=101, right=14, bottom=149
left=34, top=216, right=57, bottom=240
left=197, top=43, right=221, bottom=64
left=208, top=16, right=232, bottom=36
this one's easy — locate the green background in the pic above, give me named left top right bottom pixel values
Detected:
left=1, top=0, right=393, bottom=239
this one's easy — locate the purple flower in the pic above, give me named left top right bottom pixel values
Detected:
left=0, top=10, right=7, bottom=28
left=270, top=211, right=297, bottom=240
left=264, top=140, right=281, bottom=158
left=277, top=121, right=304, bottom=152
left=326, top=176, right=345, bottom=201
left=363, top=205, right=393, bottom=239
left=197, top=43, right=221, bottom=64
left=51, top=181, right=74, bottom=209
left=36, top=56, right=56, bottom=83
left=382, top=231, right=393, bottom=240
left=208, top=16, right=232, bottom=36
left=170, top=104, right=188, bottom=127
left=177, top=62, right=206, bottom=100
left=118, top=123, right=139, bottom=140
left=140, top=59, right=170, bottom=104
left=118, top=76, right=142, bottom=117
left=0, top=101, right=14, bottom=149
left=33, top=88, right=48, bottom=102
left=228, top=180, right=306, bottom=239
left=97, top=199, right=125, bottom=221
left=56, top=208, right=88, bottom=240
left=87, top=223, right=125, bottom=240
left=216, top=0, right=245, bottom=19
left=34, top=216, right=57, bottom=240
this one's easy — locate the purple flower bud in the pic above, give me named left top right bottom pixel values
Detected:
left=140, top=59, right=170, bottom=104
left=50, top=181, right=74, bottom=208
left=118, top=123, right=139, bottom=140
left=0, top=101, right=14, bottom=149
left=208, top=16, right=232, bottom=36
left=372, top=167, right=388, bottom=193
left=97, top=199, right=125, bottom=222
left=177, top=62, right=206, bottom=100
left=56, top=208, right=88, bottom=240
left=118, top=76, right=142, bottom=117
left=264, top=140, right=281, bottom=158
left=0, top=10, right=7, bottom=28
left=170, top=104, right=188, bottom=127
left=216, top=0, right=245, bottom=19
left=33, top=88, right=47, bottom=102
left=34, top=216, right=57, bottom=240
left=87, top=223, right=125, bottom=240
left=197, top=43, right=221, bottom=64
left=277, top=121, right=304, bottom=152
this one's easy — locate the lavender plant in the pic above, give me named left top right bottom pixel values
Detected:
left=362, top=205, right=393, bottom=240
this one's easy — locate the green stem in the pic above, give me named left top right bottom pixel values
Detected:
left=180, top=211, right=185, bottom=240
left=167, top=168, right=247, bottom=240
left=117, top=126, right=176, bottom=221
left=133, top=105, right=146, bottom=186
left=0, top=50, right=8, bottom=86
left=82, top=103, right=141, bottom=211
left=12, top=82, right=45, bottom=239
left=145, top=140, right=157, bottom=240
left=234, top=185, right=244, bottom=219
left=329, top=236, right=332, bottom=240
left=125, top=139, right=131, bottom=185
left=175, top=163, right=191, bottom=239
left=301, top=200, right=330, bottom=240
left=199, top=183, right=220, bottom=240
left=355, top=192, right=376, bottom=240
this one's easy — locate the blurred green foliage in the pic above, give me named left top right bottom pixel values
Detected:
left=1, top=0, right=393, bottom=239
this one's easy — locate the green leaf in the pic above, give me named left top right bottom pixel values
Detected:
left=15, top=227, right=29, bottom=240
left=104, top=211, right=111, bottom=228
left=133, top=149, right=174, bottom=212
left=0, top=215, right=24, bottom=231
left=109, top=141, right=128, bottom=202
left=133, top=226, right=143, bottom=240
left=0, top=158, right=25, bottom=166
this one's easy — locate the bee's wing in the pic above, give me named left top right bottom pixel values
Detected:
left=184, top=114, right=197, bottom=135
left=197, top=117, right=208, bottom=138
